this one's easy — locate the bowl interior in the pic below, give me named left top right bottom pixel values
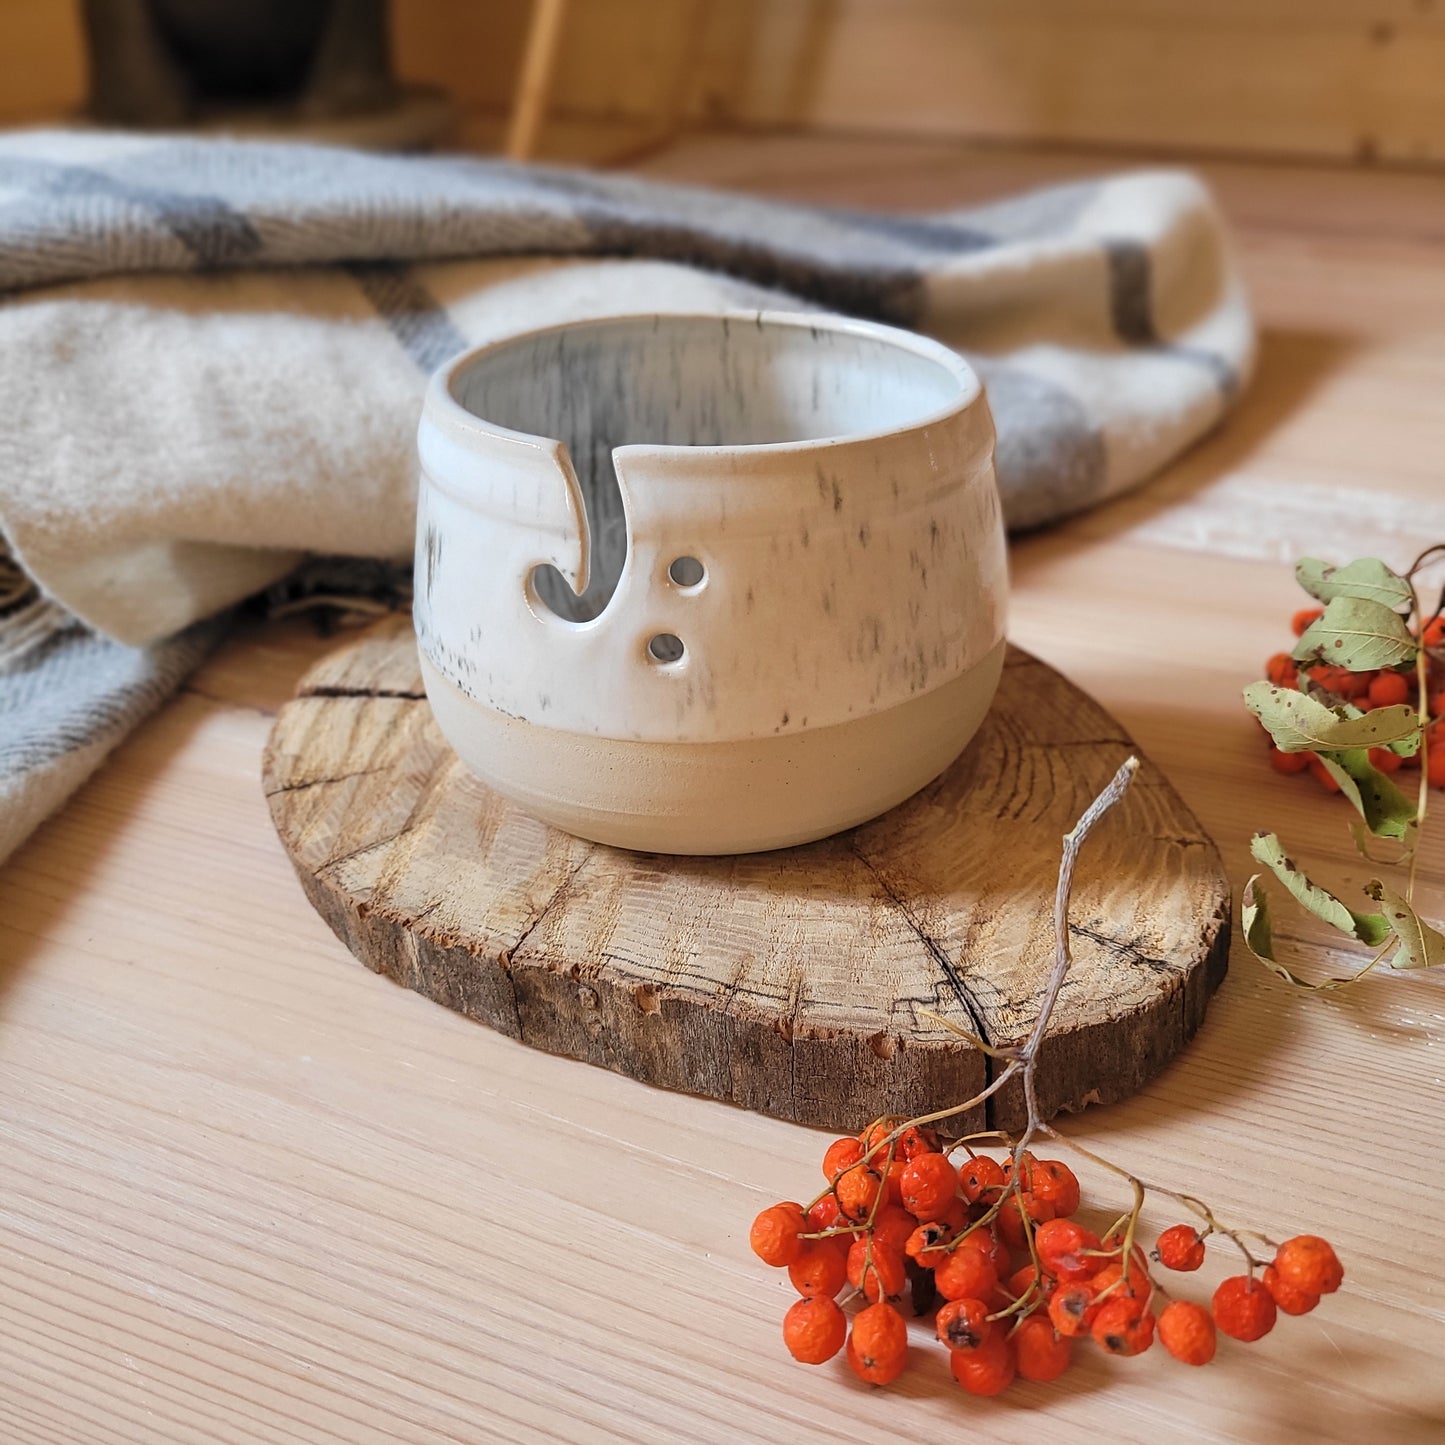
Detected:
left=447, top=313, right=968, bottom=621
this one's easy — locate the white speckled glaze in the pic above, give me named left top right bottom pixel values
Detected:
left=414, top=310, right=1008, bottom=853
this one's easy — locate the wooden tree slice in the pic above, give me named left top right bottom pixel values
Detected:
left=263, top=619, right=1229, bottom=1135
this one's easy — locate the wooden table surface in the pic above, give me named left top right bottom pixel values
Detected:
left=3, top=136, right=1444, bottom=1444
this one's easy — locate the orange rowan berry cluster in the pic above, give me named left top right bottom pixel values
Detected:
left=1259, top=607, right=1445, bottom=791
left=753, top=1126, right=1344, bottom=1394
left=752, top=757, right=1347, bottom=1398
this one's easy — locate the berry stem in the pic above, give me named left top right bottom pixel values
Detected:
left=1038, top=1124, right=1272, bottom=1269
left=1407, top=575, right=1432, bottom=907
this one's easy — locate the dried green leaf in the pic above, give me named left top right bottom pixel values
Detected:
left=1295, top=557, right=1413, bottom=611
left=1337, top=697, right=1422, bottom=757
left=1363, top=882, right=1445, bottom=969
left=1291, top=596, right=1418, bottom=670
left=1249, top=833, right=1392, bottom=945
left=1349, top=818, right=1417, bottom=867
left=1241, top=876, right=1292, bottom=980
left=1388, top=724, right=1423, bottom=758
left=1243, top=683, right=1420, bottom=752
left=1329, top=696, right=1421, bottom=757
left=1314, top=749, right=1419, bottom=840
left=1243, top=877, right=1395, bottom=991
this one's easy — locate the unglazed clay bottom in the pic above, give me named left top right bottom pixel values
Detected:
left=414, top=310, right=1008, bottom=854
left=419, top=639, right=1004, bottom=854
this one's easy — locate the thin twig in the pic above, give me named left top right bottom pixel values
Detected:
left=1025, top=758, right=1141, bottom=1063
left=1408, top=577, right=1432, bottom=906
left=1406, top=541, right=1445, bottom=578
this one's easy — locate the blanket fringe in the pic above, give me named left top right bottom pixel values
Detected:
left=0, top=539, right=72, bottom=675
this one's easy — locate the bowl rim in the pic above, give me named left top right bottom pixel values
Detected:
left=427, top=308, right=982, bottom=460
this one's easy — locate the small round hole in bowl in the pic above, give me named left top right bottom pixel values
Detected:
left=668, top=556, right=705, bottom=588
left=648, top=633, right=685, bottom=664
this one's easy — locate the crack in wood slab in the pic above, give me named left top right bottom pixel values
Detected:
left=302, top=685, right=427, bottom=701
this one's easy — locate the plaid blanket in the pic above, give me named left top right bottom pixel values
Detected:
left=0, top=130, right=1253, bottom=865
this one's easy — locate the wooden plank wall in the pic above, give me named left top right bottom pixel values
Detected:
left=0, top=0, right=86, bottom=124
left=690, top=0, right=1445, bottom=164
left=392, top=0, right=1445, bottom=165
left=4, top=0, right=1444, bottom=166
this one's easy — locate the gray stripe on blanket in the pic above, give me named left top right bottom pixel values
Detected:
left=0, top=156, right=262, bottom=269
left=976, top=361, right=1109, bottom=531
left=517, top=168, right=929, bottom=323
left=348, top=262, right=470, bottom=373
left=1106, top=240, right=1237, bottom=396
left=0, top=618, right=223, bottom=776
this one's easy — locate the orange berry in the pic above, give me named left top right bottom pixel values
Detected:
left=1430, top=690, right=1445, bottom=717
left=783, top=1296, right=847, bottom=1364
left=788, top=1239, right=848, bottom=1299
left=822, top=1136, right=864, bottom=1182
left=1308, top=754, right=1342, bottom=793
left=1262, top=1263, right=1319, bottom=1316
left=1308, top=664, right=1359, bottom=699
left=1001, top=1149, right=1037, bottom=1183
left=934, top=1237, right=1000, bottom=1302
left=750, top=1202, right=806, bottom=1267
left=1089, top=1262, right=1151, bottom=1308
left=1098, top=1231, right=1144, bottom=1277
left=1091, top=1296, right=1156, bottom=1356
left=1034, top=1218, right=1103, bottom=1283
left=935, top=1296, right=993, bottom=1351
left=1428, top=745, right=1445, bottom=788
left=1272, top=1235, right=1343, bottom=1296
left=905, top=1221, right=954, bottom=1269
left=1213, top=1275, right=1277, bottom=1341
left=1265, top=652, right=1297, bottom=687
left=1369, top=671, right=1411, bottom=708
left=1269, top=746, right=1311, bottom=774
left=846, top=1301, right=908, bottom=1386
left=997, top=1191, right=1056, bottom=1250
left=1029, top=1159, right=1081, bottom=1217
left=1369, top=746, right=1404, bottom=774
left=835, top=1164, right=882, bottom=1222
left=1013, top=1315, right=1072, bottom=1382
left=983, top=1225, right=1013, bottom=1276
left=859, top=1122, right=895, bottom=1155
left=1155, top=1224, right=1207, bottom=1272
left=958, top=1155, right=1006, bottom=1204
left=1158, top=1300, right=1216, bottom=1365
left=1048, top=1282, right=1099, bottom=1338
left=847, top=1236, right=906, bottom=1303
left=1424, top=614, right=1445, bottom=648
left=1292, top=607, right=1324, bottom=637
left=806, top=1195, right=843, bottom=1233
left=899, top=1151, right=959, bottom=1220
left=987, top=1282, right=1015, bottom=1316
left=872, top=1205, right=916, bottom=1258
left=1093, top=1238, right=1153, bottom=1305
left=948, top=1330, right=1015, bottom=1396
left=1006, top=1263, right=1048, bottom=1313
left=896, top=1124, right=941, bottom=1160
left=884, top=1158, right=908, bottom=1208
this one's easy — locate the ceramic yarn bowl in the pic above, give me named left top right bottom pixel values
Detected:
left=414, top=310, right=1008, bottom=855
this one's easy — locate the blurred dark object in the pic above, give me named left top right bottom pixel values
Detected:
left=262, top=557, right=413, bottom=637
left=81, top=0, right=455, bottom=148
